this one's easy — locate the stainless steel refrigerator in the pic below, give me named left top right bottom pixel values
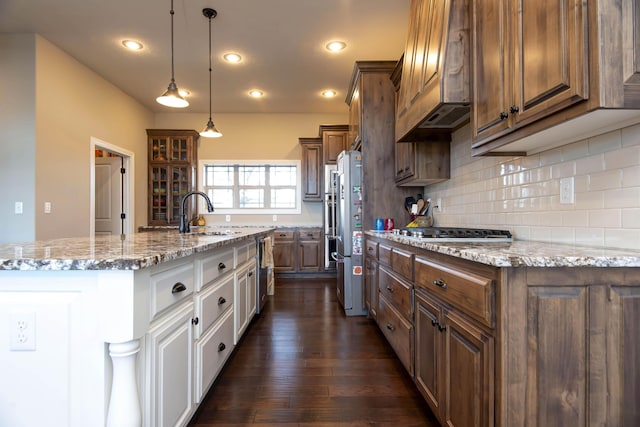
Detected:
left=335, top=150, right=366, bottom=316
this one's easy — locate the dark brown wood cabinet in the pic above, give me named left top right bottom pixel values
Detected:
left=319, top=125, right=348, bottom=164
left=146, top=129, right=198, bottom=225
left=395, top=0, right=470, bottom=143
left=366, top=233, right=640, bottom=426
left=299, top=138, right=322, bottom=202
left=297, top=228, right=322, bottom=271
left=471, top=0, right=640, bottom=155
left=346, top=61, right=421, bottom=231
left=273, top=228, right=323, bottom=275
left=272, top=229, right=296, bottom=272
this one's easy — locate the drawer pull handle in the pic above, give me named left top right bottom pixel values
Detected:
left=433, top=278, right=447, bottom=289
left=218, top=296, right=226, bottom=305
left=218, top=342, right=226, bottom=352
left=248, top=271, right=253, bottom=277
left=191, top=317, right=199, bottom=325
left=171, top=282, right=187, bottom=293
left=279, top=233, right=287, bottom=237
left=386, top=322, right=395, bottom=331
left=438, top=324, right=447, bottom=332
left=386, top=285, right=394, bottom=292
left=218, top=262, right=226, bottom=270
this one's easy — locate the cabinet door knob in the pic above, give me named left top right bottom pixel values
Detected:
left=218, top=262, right=226, bottom=270
left=438, top=324, right=447, bottom=332
left=431, top=319, right=438, bottom=327
left=171, top=282, right=187, bottom=293
left=191, top=317, right=199, bottom=325
left=433, top=278, right=447, bottom=289
left=386, top=322, right=395, bottom=331
left=248, top=271, right=254, bottom=277
left=499, top=112, right=509, bottom=120
left=510, top=105, right=520, bottom=114
left=386, top=285, right=394, bottom=292
left=218, top=342, right=226, bottom=352
left=218, top=296, right=226, bottom=305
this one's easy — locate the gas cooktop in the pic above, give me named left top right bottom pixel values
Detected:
left=392, top=227, right=513, bottom=242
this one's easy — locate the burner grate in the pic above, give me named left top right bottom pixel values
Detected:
left=396, top=227, right=512, bottom=240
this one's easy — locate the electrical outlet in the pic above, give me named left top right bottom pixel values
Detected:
left=15, top=201, right=23, bottom=215
left=10, top=312, right=36, bottom=351
left=44, top=202, right=52, bottom=214
left=272, top=214, right=277, bottom=222
left=436, top=198, right=442, bottom=212
left=225, top=215, right=231, bottom=222
left=560, top=177, right=575, bottom=204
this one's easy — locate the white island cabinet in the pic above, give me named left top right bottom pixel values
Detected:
left=0, top=228, right=272, bottom=427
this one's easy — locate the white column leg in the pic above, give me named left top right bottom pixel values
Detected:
left=107, top=340, right=142, bottom=427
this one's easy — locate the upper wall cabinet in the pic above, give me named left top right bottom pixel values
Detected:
left=395, top=0, right=471, bottom=143
left=300, top=137, right=323, bottom=202
left=471, top=0, right=640, bottom=156
left=319, top=124, right=349, bottom=164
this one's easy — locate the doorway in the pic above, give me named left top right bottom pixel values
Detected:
left=90, top=137, right=135, bottom=236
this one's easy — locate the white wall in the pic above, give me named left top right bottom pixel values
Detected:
left=425, top=123, right=640, bottom=250
left=154, top=112, right=348, bottom=227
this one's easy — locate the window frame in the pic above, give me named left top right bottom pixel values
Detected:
left=198, top=159, right=302, bottom=214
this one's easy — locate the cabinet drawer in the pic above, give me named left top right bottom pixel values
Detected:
left=365, top=239, right=379, bottom=259
left=378, top=295, right=414, bottom=376
left=237, top=241, right=257, bottom=266
left=379, top=243, right=392, bottom=266
left=201, top=248, right=235, bottom=289
left=298, top=228, right=321, bottom=240
left=150, top=261, right=195, bottom=319
left=194, top=308, right=234, bottom=403
left=391, top=248, right=413, bottom=281
left=415, top=256, right=494, bottom=327
left=195, top=274, right=234, bottom=338
left=274, top=230, right=295, bottom=240
left=378, top=265, right=412, bottom=321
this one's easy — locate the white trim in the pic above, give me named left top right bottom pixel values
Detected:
left=89, top=137, right=136, bottom=236
left=198, top=159, right=302, bottom=214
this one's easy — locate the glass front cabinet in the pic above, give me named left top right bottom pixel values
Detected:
left=147, top=129, right=199, bottom=225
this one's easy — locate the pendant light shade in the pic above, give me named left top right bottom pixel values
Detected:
left=157, top=0, right=189, bottom=108
left=200, top=8, right=222, bottom=138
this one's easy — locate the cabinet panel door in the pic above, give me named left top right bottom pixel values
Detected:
left=415, top=290, right=443, bottom=419
left=301, top=142, right=322, bottom=201
left=605, top=287, right=640, bottom=426
left=298, top=241, right=321, bottom=271
left=513, top=0, right=588, bottom=127
left=444, top=309, right=494, bottom=427
left=525, top=286, right=587, bottom=427
left=147, top=303, right=194, bottom=427
left=273, top=240, right=296, bottom=272
left=323, top=131, right=347, bottom=164
left=471, top=0, right=510, bottom=141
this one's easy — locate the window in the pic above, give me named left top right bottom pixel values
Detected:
left=200, top=160, right=301, bottom=214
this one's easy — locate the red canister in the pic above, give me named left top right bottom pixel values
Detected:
left=384, top=218, right=394, bottom=230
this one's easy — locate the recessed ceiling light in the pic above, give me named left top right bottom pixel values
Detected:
left=325, top=41, right=346, bottom=52
left=249, top=89, right=264, bottom=98
left=179, top=89, right=190, bottom=97
left=224, top=53, right=242, bottom=63
left=122, top=40, right=143, bottom=50
left=321, top=90, right=337, bottom=98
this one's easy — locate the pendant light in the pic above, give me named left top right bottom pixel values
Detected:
left=200, top=8, right=223, bottom=138
left=156, top=0, right=189, bottom=108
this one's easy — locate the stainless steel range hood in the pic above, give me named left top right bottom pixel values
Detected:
left=393, top=0, right=470, bottom=142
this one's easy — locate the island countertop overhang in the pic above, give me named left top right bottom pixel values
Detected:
left=0, top=227, right=275, bottom=271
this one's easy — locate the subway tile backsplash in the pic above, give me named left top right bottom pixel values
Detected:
left=425, top=123, right=640, bottom=250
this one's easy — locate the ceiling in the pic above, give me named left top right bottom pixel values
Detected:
left=0, top=0, right=411, bottom=115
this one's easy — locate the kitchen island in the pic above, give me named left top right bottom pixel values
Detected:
left=364, top=231, right=640, bottom=427
left=0, top=227, right=274, bottom=427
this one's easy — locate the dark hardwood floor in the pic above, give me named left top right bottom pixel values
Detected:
left=189, top=277, right=439, bottom=427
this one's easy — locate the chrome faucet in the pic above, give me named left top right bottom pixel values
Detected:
left=179, top=191, right=214, bottom=233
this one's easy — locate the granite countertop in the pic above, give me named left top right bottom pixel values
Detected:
left=366, top=230, right=640, bottom=268
left=0, top=227, right=275, bottom=271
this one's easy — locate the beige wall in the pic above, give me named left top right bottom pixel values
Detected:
left=425, top=123, right=640, bottom=250
left=154, top=112, right=348, bottom=226
left=0, top=34, right=37, bottom=243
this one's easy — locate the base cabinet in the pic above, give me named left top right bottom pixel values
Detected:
left=273, top=228, right=324, bottom=275
left=415, top=290, right=494, bottom=427
left=146, top=301, right=194, bottom=427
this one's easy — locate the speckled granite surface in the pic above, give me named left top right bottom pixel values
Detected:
left=0, top=227, right=274, bottom=271
left=366, top=231, right=640, bottom=268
